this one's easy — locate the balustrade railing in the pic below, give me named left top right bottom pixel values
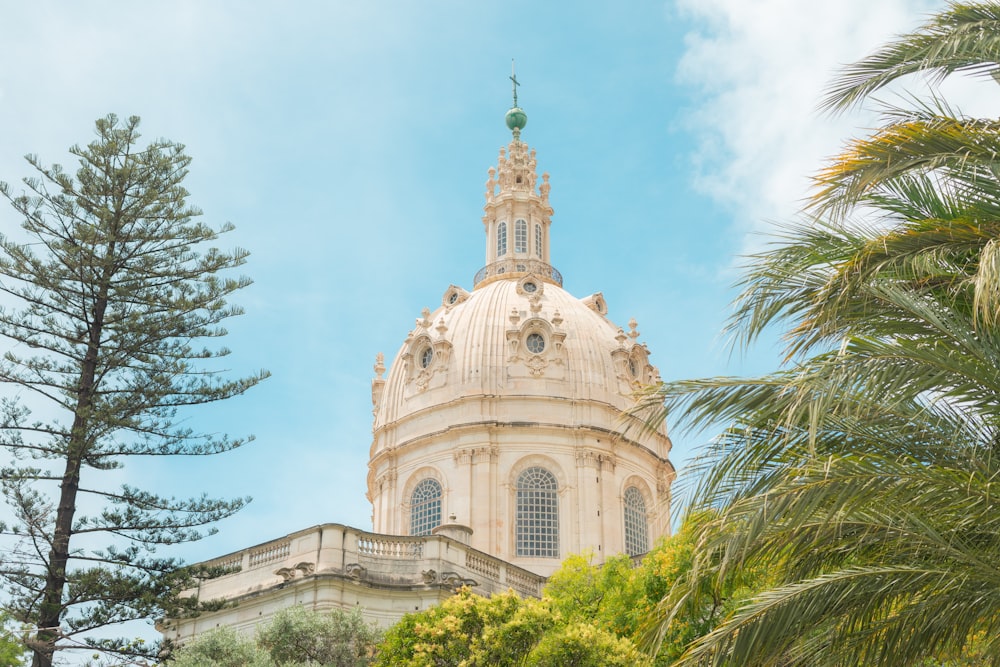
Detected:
left=506, top=567, right=542, bottom=597
left=189, top=525, right=545, bottom=599
left=357, top=535, right=424, bottom=559
left=473, top=259, right=562, bottom=287
left=199, top=554, right=243, bottom=576
left=248, top=540, right=290, bottom=567
left=465, top=551, right=501, bottom=579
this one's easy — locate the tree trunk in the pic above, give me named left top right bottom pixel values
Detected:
left=31, top=288, right=109, bottom=667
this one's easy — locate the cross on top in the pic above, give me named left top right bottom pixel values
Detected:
left=510, top=60, right=520, bottom=107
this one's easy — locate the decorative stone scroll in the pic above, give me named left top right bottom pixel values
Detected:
left=440, top=572, right=478, bottom=588
left=345, top=563, right=368, bottom=580
left=274, top=561, right=315, bottom=583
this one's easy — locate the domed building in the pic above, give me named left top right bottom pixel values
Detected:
left=369, top=105, right=672, bottom=577
left=160, top=94, right=674, bottom=641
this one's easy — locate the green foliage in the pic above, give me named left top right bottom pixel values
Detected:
left=525, top=622, right=650, bottom=667
left=168, top=626, right=270, bottom=667
left=0, top=114, right=267, bottom=666
left=0, top=612, right=25, bottom=666
left=545, top=549, right=666, bottom=650
left=167, top=606, right=380, bottom=667
left=375, top=522, right=757, bottom=667
left=374, top=516, right=769, bottom=665
left=374, top=587, right=650, bottom=667
left=256, top=605, right=380, bottom=667
left=543, top=514, right=764, bottom=665
left=635, top=3, right=1000, bottom=665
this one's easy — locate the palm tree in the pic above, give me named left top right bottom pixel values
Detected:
left=641, top=4, right=1000, bottom=665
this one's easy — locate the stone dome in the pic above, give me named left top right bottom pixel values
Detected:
left=371, top=275, right=664, bottom=452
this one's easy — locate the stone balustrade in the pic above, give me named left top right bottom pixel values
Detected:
left=473, top=258, right=562, bottom=288
left=190, top=523, right=545, bottom=604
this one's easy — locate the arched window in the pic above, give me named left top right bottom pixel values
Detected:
left=623, top=486, right=649, bottom=556
left=516, top=467, right=559, bottom=557
left=515, top=219, right=527, bottom=253
left=535, top=223, right=543, bottom=258
left=497, top=221, right=507, bottom=257
left=410, top=478, right=442, bottom=536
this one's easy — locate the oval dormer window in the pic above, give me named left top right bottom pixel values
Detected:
left=420, top=347, right=434, bottom=369
left=526, top=333, right=545, bottom=354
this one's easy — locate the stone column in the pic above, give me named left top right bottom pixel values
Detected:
left=599, top=455, right=617, bottom=556
left=575, top=449, right=601, bottom=556
left=471, top=446, right=493, bottom=553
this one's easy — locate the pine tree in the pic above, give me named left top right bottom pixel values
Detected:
left=0, top=114, right=268, bottom=666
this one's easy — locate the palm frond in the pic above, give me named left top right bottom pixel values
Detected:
left=822, top=2, right=1000, bottom=112
left=811, top=114, right=1000, bottom=219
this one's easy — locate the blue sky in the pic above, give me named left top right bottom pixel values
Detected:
left=2, top=0, right=977, bottom=573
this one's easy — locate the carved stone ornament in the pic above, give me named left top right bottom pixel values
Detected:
left=505, top=315, right=567, bottom=379
left=275, top=567, right=295, bottom=582
left=582, top=292, right=608, bottom=316
left=628, top=317, right=640, bottom=340
left=525, top=354, right=548, bottom=377
left=440, top=572, right=478, bottom=588
left=371, top=353, right=386, bottom=415
left=345, top=563, right=367, bottom=580
left=295, top=562, right=315, bottom=576
left=516, top=275, right=545, bottom=298
left=421, top=569, right=438, bottom=584
left=404, top=332, right=453, bottom=393
left=414, top=368, right=432, bottom=391
left=442, top=285, right=470, bottom=308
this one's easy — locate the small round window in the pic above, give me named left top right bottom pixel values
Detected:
left=525, top=333, right=545, bottom=354
left=420, top=347, right=434, bottom=368
left=448, top=292, right=458, bottom=304
left=522, top=281, right=537, bottom=293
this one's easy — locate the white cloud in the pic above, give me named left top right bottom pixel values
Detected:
left=674, top=0, right=955, bottom=253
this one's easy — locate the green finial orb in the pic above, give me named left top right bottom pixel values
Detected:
left=505, top=106, right=527, bottom=131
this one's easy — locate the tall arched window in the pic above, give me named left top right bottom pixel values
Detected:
left=515, top=219, right=527, bottom=253
left=534, top=223, right=543, bottom=258
left=623, top=486, right=649, bottom=556
left=410, top=478, right=442, bottom=536
left=497, top=221, right=507, bottom=257
left=516, top=467, right=559, bottom=557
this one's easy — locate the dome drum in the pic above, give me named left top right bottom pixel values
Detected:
left=368, top=419, right=672, bottom=576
